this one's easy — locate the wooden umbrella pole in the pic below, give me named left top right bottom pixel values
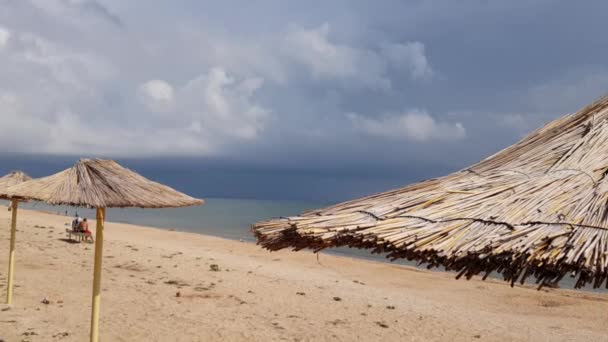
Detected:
left=90, top=207, right=105, bottom=342
left=6, top=199, right=18, bottom=304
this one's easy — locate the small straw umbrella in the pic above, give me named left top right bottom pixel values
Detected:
left=0, top=171, right=32, bottom=304
left=253, top=95, right=608, bottom=290
left=4, top=159, right=203, bottom=342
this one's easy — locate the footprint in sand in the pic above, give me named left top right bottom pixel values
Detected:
left=375, top=321, right=389, bottom=328
left=538, top=299, right=567, bottom=308
left=271, top=322, right=285, bottom=330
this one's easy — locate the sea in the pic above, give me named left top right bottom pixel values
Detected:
left=2, top=197, right=603, bottom=292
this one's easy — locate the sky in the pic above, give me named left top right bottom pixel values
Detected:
left=1, top=0, right=608, bottom=201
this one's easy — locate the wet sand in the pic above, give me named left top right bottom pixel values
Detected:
left=0, top=208, right=607, bottom=341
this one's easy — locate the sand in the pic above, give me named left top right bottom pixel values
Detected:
left=0, top=208, right=606, bottom=341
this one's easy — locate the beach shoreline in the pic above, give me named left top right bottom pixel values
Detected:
left=0, top=208, right=607, bottom=341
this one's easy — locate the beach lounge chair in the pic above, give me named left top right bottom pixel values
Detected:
left=65, top=228, right=94, bottom=243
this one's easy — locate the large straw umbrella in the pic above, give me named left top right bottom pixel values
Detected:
left=254, top=95, right=608, bottom=290
left=0, top=171, right=32, bottom=304
left=4, top=159, right=203, bottom=342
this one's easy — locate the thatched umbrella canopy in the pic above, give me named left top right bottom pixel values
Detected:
left=254, top=95, right=608, bottom=290
left=4, top=159, right=203, bottom=342
left=0, top=171, right=32, bottom=194
left=5, top=159, right=202, bottom=208
left=0, top=171, right=32, bottom=305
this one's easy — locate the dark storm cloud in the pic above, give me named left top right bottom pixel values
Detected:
left=1, top=1, right=608, bottom=200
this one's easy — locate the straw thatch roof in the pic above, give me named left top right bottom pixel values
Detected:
left=4, top=159, right=203, bottom=208
left=0, top=171, right=32, bottom=200
left=254, top=95, right=608, bottom=289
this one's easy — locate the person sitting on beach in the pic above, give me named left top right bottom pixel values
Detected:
left=80, top=218, right=91, bottom=235
left=72, top=215, right=82, bottom=231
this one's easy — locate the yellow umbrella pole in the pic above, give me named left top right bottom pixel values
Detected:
left=90, top=207, right=105, bottom=342
left=6, top=199, right=18, bottom=304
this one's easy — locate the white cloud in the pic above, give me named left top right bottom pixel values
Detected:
left=0, top=92, right=129, bottom=155
left=0, top=27, right=10, bottom=49
left=0, top=92, right=53, bottom=152
left=381, top=42, right=434, bottom=80
left=348, top=110, right=466, bottom=142
left=0, top=3, right=442, bottom=159
left=5, top=31, right=113, bottom=88
left=138, top=79, right=175, bottom=113
left=283, top=23, right=432, bottom=89
left=180, top=68, right=268, bottom=140
left=285, top=24, right=355, bottom=78
left=0, top=16, right=272, bottom=156
left=0, top=67, right=269, bottom=157
left=209, top=36, right=287, bottom=84
left=283, top=23, right=389, bottom=89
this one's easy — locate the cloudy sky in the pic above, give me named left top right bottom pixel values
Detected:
left=1, top=1, right=608, bottom=200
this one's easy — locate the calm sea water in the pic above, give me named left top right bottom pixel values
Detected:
left=2, top=198, right=603, bottom=292
left=8, top=198, right=324, bottom=242
left=11, top=198, right=386, bottom=260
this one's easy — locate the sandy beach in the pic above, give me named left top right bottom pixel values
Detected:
left=0, top=208, right=606, bottom=341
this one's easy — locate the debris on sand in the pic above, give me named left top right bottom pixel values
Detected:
left=375, top=321, right=389, bottom=328
left=164, top=280, right=189, bottom=287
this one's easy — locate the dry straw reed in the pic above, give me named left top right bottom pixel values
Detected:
left=3, top=159, right=203, bottom=208
left=0, top=171, right=32, bottom=200
left=253, top=95, right=608, bottom=289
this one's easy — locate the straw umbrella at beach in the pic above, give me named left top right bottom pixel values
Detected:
left=254, top=95, right=608, bottom=290
left=0, top=171, right=33, bottom=304
left=4, top=159, right=203, bottom=342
